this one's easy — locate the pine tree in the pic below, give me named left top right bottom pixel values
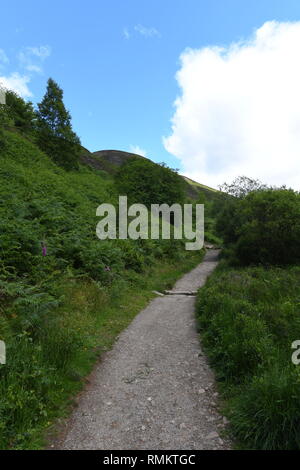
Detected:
left=36, top=78, right=81, bottom=170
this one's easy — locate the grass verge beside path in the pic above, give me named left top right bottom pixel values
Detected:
left=196, top=262, right=300, bottom=450
left=0, top=250, right=203, bottom=450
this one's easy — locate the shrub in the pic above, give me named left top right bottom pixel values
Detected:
left=235, top=189, right=300, bottom=265
left=217, top=188, right=300, bottom=266
left=116, top=157, right=185, bottom=208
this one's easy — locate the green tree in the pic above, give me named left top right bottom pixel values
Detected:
left=116, top=157, right=185, bottom=207
left=5, top=90, right=35, bottom=132
left=216, top=184, right=300, bottom=266
left=36, top=78, right=81, bottom=170
left=219, top=176, right=267, bottom=198
left=216, top=176, right=268, bottom=245
left=235, top=189, right=300, bottom=265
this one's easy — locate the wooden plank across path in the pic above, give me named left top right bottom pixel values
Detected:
left=55, top=250, right=230, bottom=450
left=164, top=291, right=198, bottom=296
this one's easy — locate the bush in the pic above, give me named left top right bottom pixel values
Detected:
left=217, top=188, right=300, bottom=266
left=116, top=157, right=185, bottom=208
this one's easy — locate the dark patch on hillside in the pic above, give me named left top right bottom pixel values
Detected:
left=93, top=149, right=147, bottom=166
left=80, top=149, right=142, bottom=175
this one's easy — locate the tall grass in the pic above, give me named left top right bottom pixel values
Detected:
left=196, top=263, right=300, bottom=449
left=0, top=254, right=202, bottom=449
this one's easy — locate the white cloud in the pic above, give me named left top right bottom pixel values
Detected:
left=27, top=46, right=51, bottom=60
left=163, top=21, right=300, bottom=190
left=18, top=45, right=51, bottom=73
left=134, top=24, right=161, bottom=38
left=0, top=73, right=32, bottom=98
left=23, top=46, right=51, bottom=60
left=129, top=145, right=147, bottom=157
left=26, top=64, right=43, bottom=73
left=0, top=45, right=51, bottom=98
left=123, top=28, right=130, bottom=40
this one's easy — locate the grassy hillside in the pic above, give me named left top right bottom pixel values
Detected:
left=81, top=148, right=220, bottom=201
left=182, top=176, right=219, bottom=200
left=0, top=130, right=203, bottom=449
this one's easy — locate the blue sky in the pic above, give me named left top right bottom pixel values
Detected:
left=1, top=0, right=300, bottom=188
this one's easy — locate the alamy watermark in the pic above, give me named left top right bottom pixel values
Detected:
left=291, top=340, right=300, bottom=365
left=96, top=196, right=204, bottom=250
left=0, top=86, right=6, bottom=105
left=0, top=341, right=6, bottom=365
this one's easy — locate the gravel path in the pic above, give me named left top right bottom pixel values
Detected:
left=56, top=250, right=230, bottom=450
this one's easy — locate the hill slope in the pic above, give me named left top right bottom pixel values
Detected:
left=81, top=148, right=220, bottom=201
left=0, top=129, right=202, bottom=449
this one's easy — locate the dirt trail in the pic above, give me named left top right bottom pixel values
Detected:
left=56, top=250, right=230, bottom=450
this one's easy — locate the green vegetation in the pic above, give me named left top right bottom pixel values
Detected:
left=196, top=176, right=300, bottom=449
left=1, top=245, right=201, bottom=449
left=183, top=176, right=218, bottom=193
left=36, top=78, right=81, bottom=170
left=0, top=81, right=204, bottom=449
left=5, top=90, right=36, bottom=134
left=83, top=151, right=220, bottom=203
left=216, top=178, right=300, bottom=266
left=117, top=157, right=185, bottom=207
left=196, top=264, right=300, bottom=449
